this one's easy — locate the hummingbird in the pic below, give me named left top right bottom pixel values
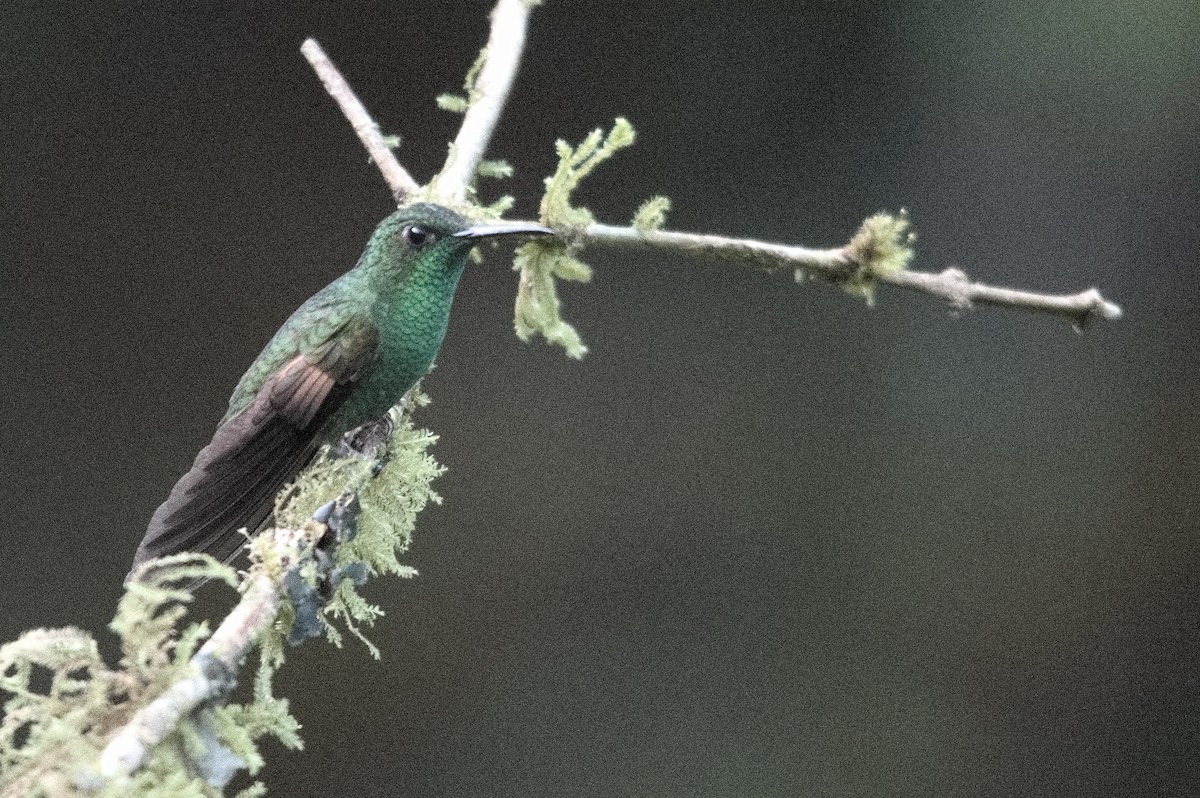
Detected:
left=130, top=203, right=552, bottom=578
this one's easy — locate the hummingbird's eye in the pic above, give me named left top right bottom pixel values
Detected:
left=404, top=224, right=436, bottom=249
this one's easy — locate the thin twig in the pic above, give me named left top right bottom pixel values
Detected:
left=584, top=223, right=853, bottom=272
left=577, top=222, right=1123, bottom=327
left=98, top=575, right=281, bottom=780
left=431, top=0, right=534, bottom=203
left=301, top=38, right=421, bottom=204
left=886, top=268, right=1121, bottom=328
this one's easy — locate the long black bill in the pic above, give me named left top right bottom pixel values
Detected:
left=453, top=221, right=555, bottom=240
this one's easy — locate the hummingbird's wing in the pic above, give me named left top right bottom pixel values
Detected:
left=130, top=315, right=380, bottom=578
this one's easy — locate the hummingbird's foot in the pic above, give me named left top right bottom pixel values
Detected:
left=337, top=416, right=394, bottom=470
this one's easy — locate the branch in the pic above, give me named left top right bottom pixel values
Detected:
left=98, top=575, right=281, bottom=780
left=301, top=38, right=421, bottom=204
left=297, top=6, right=1120, bottom=333
left=886, top=269, right=1122, bottom=328
left=575, top=222, right=1123, bottom=328
left=582, top=222, right=851, bottom=272
left=430, top=0, right=535, bottom=203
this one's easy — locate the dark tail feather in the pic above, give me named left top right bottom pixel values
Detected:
left=129, top=403, right=330, bottom=582
left=130, top=348, right=365, bottom=585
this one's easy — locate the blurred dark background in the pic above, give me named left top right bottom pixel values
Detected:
left=2, top=1, right=1198, bottom=795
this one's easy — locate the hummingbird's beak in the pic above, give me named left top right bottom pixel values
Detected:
left=453, top=222, right=556, bottom=240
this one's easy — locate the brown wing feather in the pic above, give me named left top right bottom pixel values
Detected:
left=129, top=319, right=379, bottom=579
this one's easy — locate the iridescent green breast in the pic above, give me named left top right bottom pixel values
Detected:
left=329, top=246, right=468, bottom=431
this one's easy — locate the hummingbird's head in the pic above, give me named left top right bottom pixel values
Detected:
left=351, top=204, right=553, bottom=377
left=358, top=202, right=553, bottom=308
left=370, top=202, right=553, bottom=275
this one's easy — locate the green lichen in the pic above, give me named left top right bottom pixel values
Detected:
left=0, top=555, right=298, bottom=797
left=476, top=158, right=513, bottom=179
left=433, top=50, right=518, bottom=193
left=234, top=783, right=268, bottom=798
left=436, top=48, right=487, bottom=116
left=842, top=210, right=916, bottom=304
left=539, top=117, right=636, bottom=232
left=208, top=659, right=301, bottom=774
left=0, top=627, right=110, bottom=788
left=632, top=195, right=671, bottom=232
left=435, top=94, right=469, bottom=114
left=0, top=397, right=444, bottom=792
left=511, top=118, right=640, bottom=358
left=512, top=240, right=592, bottom=359
left=481, top=194, right=515, bottom=218
left=270, top=387, right=443, bottom=657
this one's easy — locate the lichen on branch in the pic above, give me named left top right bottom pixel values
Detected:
left=512, top=239, right=593, bottom=359
left=0, top=393, right=446, bottom=794
left=435, top=48, right=487, bottom=115
left=840, top=210, right=916, bottom=303
left=515, top=118, right=666, bottom=358
left=632, top=196, right=672, bottom=232
left=270, top=393, right=444, bottom=655
left=0, top=555, right=291, bottom=797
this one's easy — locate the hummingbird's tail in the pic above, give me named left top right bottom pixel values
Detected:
left=128, top=349, right=362, bottom=584
left=129, top=411, right=326, bottom=582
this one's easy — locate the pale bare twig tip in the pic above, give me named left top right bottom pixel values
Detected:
left=1065, top=289, right=1122, bottom=333
left=1097, top=295, right=1123, bottom=321
left=299, top=36, right=420, bottom=201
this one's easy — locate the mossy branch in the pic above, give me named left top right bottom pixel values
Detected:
left=0, top=399, right=443, bottom=795
left=509, top=117, right=639, bottom=358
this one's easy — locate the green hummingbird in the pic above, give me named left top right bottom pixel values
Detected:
left=130, top=203, right=552, bottom=577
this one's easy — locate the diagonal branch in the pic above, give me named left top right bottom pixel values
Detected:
left=98, top=575, right=281, bottom=780
left=301, top=38, right=420, bottom=204
left=88, top=398, right=435, bottom=788
left=430, top=0, right=536, bottom=204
